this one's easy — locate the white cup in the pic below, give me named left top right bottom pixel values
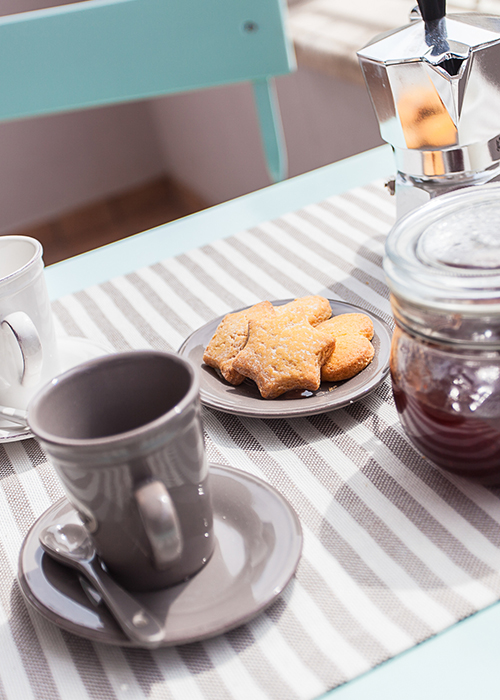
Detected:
left=0, top=236, right=60, bottom=410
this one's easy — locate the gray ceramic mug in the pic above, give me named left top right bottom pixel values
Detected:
left=27, top=350, right=214, bottom=592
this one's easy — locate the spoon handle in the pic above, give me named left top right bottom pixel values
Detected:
left=0, top=405, right=28, bottom=427
left=82, top=558, right=165, bottom=648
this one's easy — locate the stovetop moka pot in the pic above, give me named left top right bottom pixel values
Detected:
left=357, top=0, right=500, bottom=219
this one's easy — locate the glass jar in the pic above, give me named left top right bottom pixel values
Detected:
left=384, top=183, right=500, bottom=485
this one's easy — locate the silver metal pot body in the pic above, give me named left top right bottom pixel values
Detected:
left=358, top=11, right=500, bottom=219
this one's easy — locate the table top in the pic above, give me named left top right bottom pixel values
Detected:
left=8, top=145, right=500, bottom=700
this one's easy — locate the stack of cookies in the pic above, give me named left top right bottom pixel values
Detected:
left=203, top=296, right=375, bottom=399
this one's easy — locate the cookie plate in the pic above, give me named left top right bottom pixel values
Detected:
left=178, top=299, right=392, bottom=419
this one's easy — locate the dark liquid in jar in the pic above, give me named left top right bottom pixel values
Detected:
left=391, top=328, right=500, bottom=485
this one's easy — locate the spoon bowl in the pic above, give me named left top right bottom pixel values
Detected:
left=42, top=523, right=95, bottom=561
left=40, top=523, right=165, bottom=647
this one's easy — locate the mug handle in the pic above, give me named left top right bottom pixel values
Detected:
left=1, top=311, right=43, bottom=387
left=134, top=480, right=183, bottom=570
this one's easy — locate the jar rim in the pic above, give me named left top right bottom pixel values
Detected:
left=384, top=183, right=500, bottom=313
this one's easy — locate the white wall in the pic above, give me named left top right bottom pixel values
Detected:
left=148, top=67, right=383, bottom=206
left=0, top=1, right=383, bottom=233
left=0, top=102, right=164, bottom=234
left=0, top=0, right=165, bottom=234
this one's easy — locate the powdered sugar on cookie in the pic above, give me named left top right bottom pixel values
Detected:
left=203, top=298, right=375, bottom=398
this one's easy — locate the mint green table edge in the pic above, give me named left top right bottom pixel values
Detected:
left=45, top=145, right=395, bottom=299
left=45, top=143, right=500, bottom=699
left=320, top=599, right=500, bottom=699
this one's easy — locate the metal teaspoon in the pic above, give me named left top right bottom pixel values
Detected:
left=0, top=405, right=28, bottom=427
left=39, top=522, right=165, bottom=648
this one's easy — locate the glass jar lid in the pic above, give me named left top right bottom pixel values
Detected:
left=384, top=183, right=500, bottom=313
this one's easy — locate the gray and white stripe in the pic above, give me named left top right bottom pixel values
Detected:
left=2, top=180, right=500, bottom=700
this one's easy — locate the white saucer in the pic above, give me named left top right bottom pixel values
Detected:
left=18, top=464, right=303, bottom=647
left=0, top=336, right=113, bottom=443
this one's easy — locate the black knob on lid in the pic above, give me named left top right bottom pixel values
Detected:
left=417, top=0, right=446, bottom=22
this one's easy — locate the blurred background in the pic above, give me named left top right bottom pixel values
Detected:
left=0, top=0, right=495, bottom=263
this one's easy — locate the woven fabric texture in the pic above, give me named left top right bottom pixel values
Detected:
left=2, top=180, right=500, bottom=700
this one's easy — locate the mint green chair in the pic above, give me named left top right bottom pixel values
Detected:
left=0, top=0, right=295, bottom=182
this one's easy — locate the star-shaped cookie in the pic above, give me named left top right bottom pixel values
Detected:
left=276, top=295, right=332, bottom=326
left=202, top=300, right=275, bottom=384
left=232, top=313, right=336, bottom=398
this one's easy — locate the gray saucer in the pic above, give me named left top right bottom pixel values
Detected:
left=178, top=299, right=392, bottom=418
left=18, top=464, right=303, bottom=647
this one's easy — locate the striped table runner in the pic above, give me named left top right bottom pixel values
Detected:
left=3, top=180, right=500, bottom=700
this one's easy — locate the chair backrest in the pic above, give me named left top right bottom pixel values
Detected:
left=0, top=0, right=295, bottom=181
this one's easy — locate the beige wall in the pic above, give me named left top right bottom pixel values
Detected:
left=0, top=1, right=383, bottom=234
left=0, top=0, right=165, bottom=233
left=0, top=102, right=164, bottom=233
left=143, top=67, right=382, bottom=206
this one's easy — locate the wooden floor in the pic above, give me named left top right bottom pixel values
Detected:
left=12, top=176, right=207, bottom=266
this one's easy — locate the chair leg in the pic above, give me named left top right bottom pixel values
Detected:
left=252, top=78, right=287, bottom=183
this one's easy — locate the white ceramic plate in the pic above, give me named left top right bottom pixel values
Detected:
left=0, top=336, right=113, bottom=443
left=178, top=299, right=392, bottom=419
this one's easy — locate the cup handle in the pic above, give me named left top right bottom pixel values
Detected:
left=1, top=311, right=43, bottom=387
left=134, top=480, right=183, bottom=570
